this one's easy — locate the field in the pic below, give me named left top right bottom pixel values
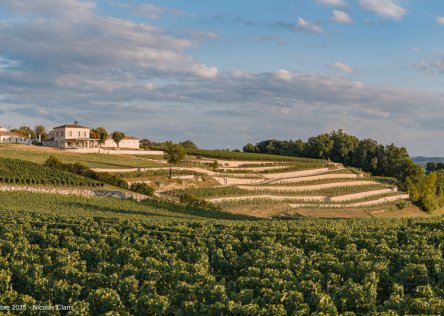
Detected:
left=0, top=144, right=163, bottom=169
left=1, top=191, right=443, bottom=315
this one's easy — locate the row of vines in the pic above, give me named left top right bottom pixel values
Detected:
left=0, top=192, right=443, bottom=314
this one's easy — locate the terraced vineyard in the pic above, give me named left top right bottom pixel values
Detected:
left=0, top=145, right=416, bottom=218
left=116, top=155, right=412, bottom=218
left=0, top=157, right=102, bottom=187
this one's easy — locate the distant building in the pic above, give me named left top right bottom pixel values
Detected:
left=42, top=130, right=54, bottom=147
left=53, top=123, right=99, bottom=148
left=103, top=135, right=140, bottom=149
left=0, top=128, right=32, bottom=144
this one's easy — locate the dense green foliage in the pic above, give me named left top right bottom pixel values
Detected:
left=130, top=182, right=155, bottom=196
left=0, top=157, right=102, bottom=187
left=111, top=131, right=126, bottom=148
left=243, top=130, right=418, bottom=185
left=163, top=142, right=186, bottom=179
left=0, top=191, right=443, bottom=315
left=407, top=172, right=444, bottom=212
left=243, top=130, right=444, bottom=211
left=426, top=162, right=444, bottom=172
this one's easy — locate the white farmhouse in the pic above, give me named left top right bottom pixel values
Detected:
left=53, top=123, right=99, bottom=148
left=103, top=135, right=140, bottom=149
left=0, top=127, right=32, bottom=144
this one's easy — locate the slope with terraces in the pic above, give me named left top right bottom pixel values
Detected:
left=155, top=156, right=411, bottom=218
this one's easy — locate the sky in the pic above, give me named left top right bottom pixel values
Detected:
left=0, top=0, right=444, bottom=155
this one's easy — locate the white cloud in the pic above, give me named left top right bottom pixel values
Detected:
left=359, top=0, right=406, bottom=20
left=297, top=17, right=324, bottom=33
left=416, top=60, right=444, bottom=74
left=332, top=10, right=352, bottom=23
left=316, top=0, right=346, bottom=6
left=435, top=17, right=444, bottom=25
left=192, top=64, right=219, bottom=78
left=329, top=62, right=354, bottom=73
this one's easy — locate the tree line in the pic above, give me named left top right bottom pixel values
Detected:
left=243, top=129, right=444, bottom=211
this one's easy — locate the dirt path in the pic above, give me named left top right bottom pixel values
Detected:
left=262, top=168, right=330, bottom=179
left=330, top=188, right=397, bottom=202
left=206, top=194, right=326, bottom=203
left=212, top=177, right=265, bottom=185
left=238, top=180, right=379, bottom=192
left=220, top=165, right=290, bottom=171
left=268, top=173, right=362, bottom=184
left=289, top=194, right=409, bottom=208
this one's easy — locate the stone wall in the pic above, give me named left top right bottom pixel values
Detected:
left=0, top=185, right=148, bottom=201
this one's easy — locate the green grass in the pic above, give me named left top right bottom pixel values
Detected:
left=0, top=144, right=164, bottom=169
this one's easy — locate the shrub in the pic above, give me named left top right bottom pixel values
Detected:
left=130, top=183, right=154, bottom=196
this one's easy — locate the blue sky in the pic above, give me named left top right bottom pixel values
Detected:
left=0, top=0, right=444, bottom=155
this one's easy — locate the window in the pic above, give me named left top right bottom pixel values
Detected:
left=84, top=131, right=86, bottom=137
left=69, top=131, right=72, bottom=137
left=78, top=131, right=81, bottom=137
left=61, top=131, right=64, bottom=137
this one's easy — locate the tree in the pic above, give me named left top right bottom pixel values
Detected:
left=111, top=131, right=125, bottom=148
left=304, top=133, right=334, bottom=159
left=329, top=129, right=359, bottom=166
left=11, top=126, right=37, bottom=139
left=163, top=141, right=185, bottom=179
left=140, top=139, right=155, bottom=150
left=179, top=140, right=198, bottom=149
left=34, top=125, right=47, bottom=141
left=92, top=127, right=108, bottom=146
left=243, top=143, right=256, bottom=153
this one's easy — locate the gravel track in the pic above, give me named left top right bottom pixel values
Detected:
left=289, top=194, right=409, bottom=208
left=206, top=195, right=326, bottom=203
left=261, top=168, right=330, bottom=179
left=238, top=180, right=379, bottom=192
left=329, top=188, right=397, bottom=202
left=268, top=173, right=362, bottom=184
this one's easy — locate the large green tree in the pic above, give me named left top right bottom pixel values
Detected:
left=179, top=140, right=198, bottom=149
left=111, top=131, right=125, bottom=148
left=34, top=125, right=47, bottom=141
left=92, top=127, right=108, bottom=146
left=329, top=129, right=359, bottom=166
left=304, top=133, right=334, bottom=159
left=163, top=142, right=185, bottom=179
left=11, top=126, right=37, bottom=139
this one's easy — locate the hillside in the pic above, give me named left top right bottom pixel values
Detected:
left=0, top=145, right=443, bottom=314
left=0, top=143, right=421, bottom=219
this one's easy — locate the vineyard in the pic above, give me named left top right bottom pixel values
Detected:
left=0, top=191, right=443, bottom=315
left=0, top=158, right=102, bottom=187
left=179, top=147, right=328, bottom=163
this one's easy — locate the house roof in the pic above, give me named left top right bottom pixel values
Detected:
left=106, top=135, right=140, bottom=140
left=54, top=124, right=90, bottom=129
left=0, top=131, right=26, bottom=137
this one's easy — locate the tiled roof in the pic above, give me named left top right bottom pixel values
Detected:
left=54, top=124, right=90, bottom=129
left=106, top=135, right=140, bottom=140
left=0, top=131, right=25, bottom=137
